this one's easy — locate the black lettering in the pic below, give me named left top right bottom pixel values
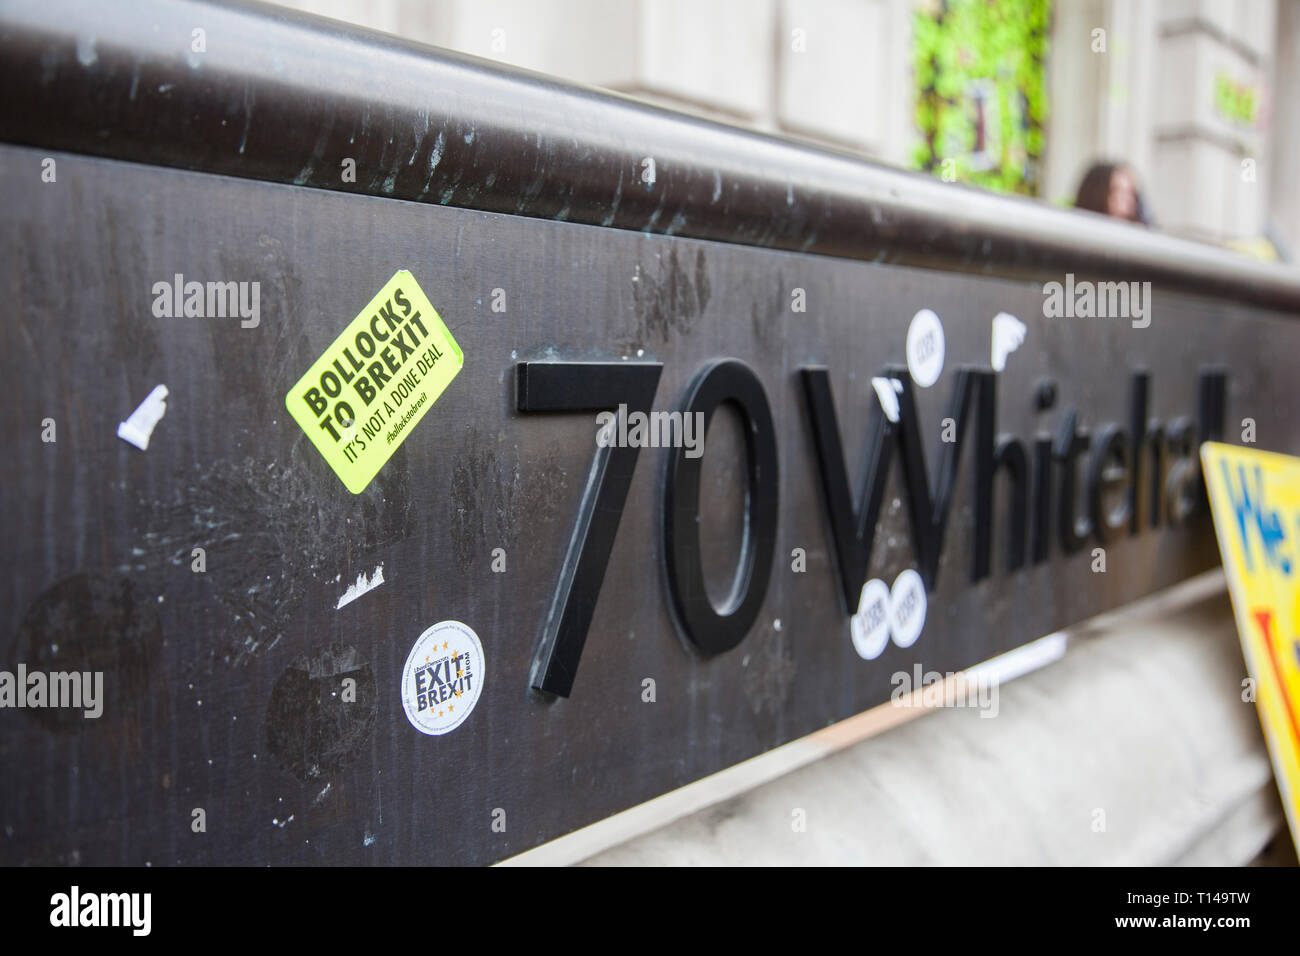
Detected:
left=407, top=312, right=429, bottom=341
left=354, top=376, right=376, bottom=406
left=392, top=327, right=415, bottom=363
left=303, top=387, right=327, bottom=416
left=1054, top=409, right=1092, bottom=553
left=1127, top=371, right=1149, bottom=535
left=1194, top=368, right=1228, bottom=514
left=663, top=359, right=778, bottom=655
left=1144, top=421, right=1165, bottom=529
left=1164, top=417, right=1199, bottom=525
left=381, top=347, right=400, bottom=375
left=378, top=300, right=401, bottom=332
left=331, top=357, right=356, bottom=384
left=515, top=360, right=663, bottom=698
left=1030, top=435, right=1053, bottom=564
left=1086, top=423, right=1131, bottom=544
left=972, top=371, right=1028, bottom=580
left=800, top=364, right=979, bottom=609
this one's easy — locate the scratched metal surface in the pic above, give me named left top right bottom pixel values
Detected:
left=1, top=144, right=1298, bottom=864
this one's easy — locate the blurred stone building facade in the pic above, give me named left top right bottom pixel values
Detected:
left=273, top=0, right=1299, bottom=259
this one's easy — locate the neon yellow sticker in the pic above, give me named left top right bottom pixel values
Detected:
left=286, top=270, right=463, bottom=493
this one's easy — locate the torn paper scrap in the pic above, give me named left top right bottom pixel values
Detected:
left=870, top=376, right=903, bottom=423
left=117, top=385, right=170, bottom=450
left=336, top=564, right=385, bottom=610
left=991, top=312, right=1027, bottom=373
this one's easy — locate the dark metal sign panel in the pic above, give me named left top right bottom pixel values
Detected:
left=1, top=144, right=1297, bottom=865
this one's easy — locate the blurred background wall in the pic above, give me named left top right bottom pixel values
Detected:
left=269, top=0, right=1298, bottom=261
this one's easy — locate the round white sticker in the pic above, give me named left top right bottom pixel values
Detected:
left=906, top=308, right=945, bottom=388
left=400, top=620, right=485, bottom=735
left=849, top=578, right=892, bottom=660
left=888, top=569, right=927, bottom=648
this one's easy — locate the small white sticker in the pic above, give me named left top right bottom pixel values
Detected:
left=906, top=309, right=945, bottom=388
left=400, top=620, right=485, bottom=735
left=888, top=569, right=927, bottom=648
left=849, top=578, right=892, bottom=660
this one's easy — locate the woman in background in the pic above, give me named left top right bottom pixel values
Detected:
left=1074, top=162, right=1152, bottom=226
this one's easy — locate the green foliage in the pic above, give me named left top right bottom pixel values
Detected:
left=913, top=0, right=1051, bottom=196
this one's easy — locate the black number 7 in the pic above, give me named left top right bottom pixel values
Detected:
left=515, top=361, right=663, bottom=697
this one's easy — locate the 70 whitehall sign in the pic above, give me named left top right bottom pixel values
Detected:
left=515, top=356, right=1226, bottom=697
left=4, top=143, right=1291, bottom=867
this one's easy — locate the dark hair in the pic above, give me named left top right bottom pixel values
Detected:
left=1074, top=161, right=1152, bottom=226
left=1075, top=162, right=1120, bottom=216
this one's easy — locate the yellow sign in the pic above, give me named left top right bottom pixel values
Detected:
left=286, top=270, right=463, bottom=493
left=1201, top=442, right=1300, bottom=849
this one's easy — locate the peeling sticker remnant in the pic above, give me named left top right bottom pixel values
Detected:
left=991, top=311, right=1027, bottom=372
left=401, top=621, right=485, bottom=736
left=871, top=376, right=904, bottom=423
left=286, top=270, right=463, bottom=493
left=335, top=564, right=385, bottom=610
left=117, top=385, right=169, bottom=450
